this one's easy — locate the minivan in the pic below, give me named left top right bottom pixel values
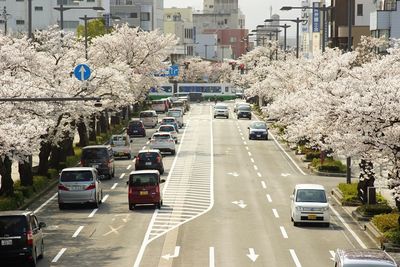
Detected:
left=127, top=119, right=146, bottom=137
left=135, top=149, right=164, bottom=174
left=0, top=210, right=46, bottom=267
left=139, top=110, right=158, bottom=128
left=81, top=145, right=115, bottom=179
left=127, top=170, right=165, bottom=210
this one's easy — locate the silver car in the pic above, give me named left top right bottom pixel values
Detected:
left=334, top=249, right=397, bottom=267
left=149, top=132, right=176, bottom=155
left=58, top=167, right=103, bottom=209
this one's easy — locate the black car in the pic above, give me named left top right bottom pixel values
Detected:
left=127, top=119, right=146, bottom=137
left=81, top=145, right=115, bottom=179
left=0, top=210, right=46, bottom=267
left=135, top=149, right=164, bottom=175
left=248, top=121, right=268, bottom=140
left=237, top=105, right=252, bottom=120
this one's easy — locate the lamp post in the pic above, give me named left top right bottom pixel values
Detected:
left=54, top=4, right=104, bottom=30
left=1, top=6, right=11, bottom=35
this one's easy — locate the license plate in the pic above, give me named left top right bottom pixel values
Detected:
left=257, top=135, right=261, bottom=137
left=1, top=240, right=12, bottom=246
left=145, top=162, right=152, bottom=166
left=91, top=164, right=99, bottom=168
left=71, top=186, right=82, bottom=191
left=133, top=130, right=138, bottom=133
left=308, top=214, right=317, bottom=220
left=140, top=191, right=148, bottom=196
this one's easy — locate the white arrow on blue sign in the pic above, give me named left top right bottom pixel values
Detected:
left=74, top=64, right=91, bottom=81
left=168, top=65, right=179, bottom=77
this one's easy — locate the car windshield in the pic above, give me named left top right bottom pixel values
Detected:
left=138, top=152, right=158, bottom=160
left=296, top=189, right=327, bottom=203
left=82, top=148, right=108, bottom=159
left=140, top=112, right=154, bottom=118
left=129, top=174, right=158, bottom=186
left=238, top=106, right=251, bottom=111
left=251, top=122, right=266, bottom=129
left=129, top=121, right=142, bottom=127
left=159, top=126, right=175, bottom=132
left=168, top=111, right=182, bottom=117
left=61, top=171, right=93, bottom=182
left=111, top=136, right=128, bottom=146
left=0, top=216, right=27, bottom=236
left=216, top=105, right=228, bottom=110
left=163, top=119, right=175, bottom=123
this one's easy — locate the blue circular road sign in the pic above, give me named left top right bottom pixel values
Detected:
left=74, top=64, right=91, bottom=81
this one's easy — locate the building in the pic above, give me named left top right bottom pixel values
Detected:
left=203, top=28, right=248, bottom=59
left=110, top=0, right=163, bottom=31
left=370, top=0, right=400, bottom=39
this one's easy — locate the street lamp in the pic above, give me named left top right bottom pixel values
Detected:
left=264, top=18, right=307, bottom=58
left=1, top=6, right=11, bottom=35
left=54, top=4, right=104, bottom=30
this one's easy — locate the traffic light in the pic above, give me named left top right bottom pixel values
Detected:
left=184, top=62, right=190, bottom=69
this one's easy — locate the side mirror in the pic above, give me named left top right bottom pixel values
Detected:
left=39, top=222, right=46, bottom=229
left=160, top=179, right=166, bottom=183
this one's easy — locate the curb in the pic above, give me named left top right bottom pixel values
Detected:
left=19, top=178, right=58, bottom=210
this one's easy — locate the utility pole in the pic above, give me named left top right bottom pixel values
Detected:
left=348, top=0, right=353, bottom=51
left=1, top=6, right=11, bottom=35
left=28, top=0, right=32, bottom=38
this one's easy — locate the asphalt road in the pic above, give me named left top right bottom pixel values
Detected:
left=28, top=102, right=377, bottom=267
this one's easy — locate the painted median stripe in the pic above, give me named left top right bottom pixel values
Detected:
left=127, top=164, right=132, bottom=170
left=72, top=226, right=84, bottom=238
left=280, top=226, right=288, bottom=238
left=111, top=183, right=118, bottom=190
left=272, top=209, right=279, bottom=218
left=250, top=158, right=254, bottom=163
left=248, top=151, right=252, bottom=156
left=52, top=248, right=67, bottom=263
left=253, top=165, right=258, bottom=171
left=289, top=249, right=302, bottom=267
left=257, top=172, right=262, bottom=177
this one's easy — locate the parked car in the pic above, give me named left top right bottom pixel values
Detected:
left=248, top=121, right=268, bottom=140
left=157, top=125, right=178, bottom=143
left=0, top=210, right=46, bottom=267
left=127, top=119, right=146, bottom=137
left=234, top=102, right=250, bottom=113
left=139, top=110, right=158, bottom=128
left=166, top=108, right=184, bottom=128
left=149, top=132, right=176, bottom=155
left=160, top=117, right=179, bottom=133
left=127, top=170, right=165, bottom=210
left=110, top=134, right=132, bottom=159
left=213, top=103, right=229, bottom=119
left=135, top=149, right=164, bottom=174
left=334, top=249, right=397, bottom=267
left=58, top=167, right=103, bottom=209
left=237, top=105, right=252, bottom=120
left=290, top=184, right=330, bottom=227
left=81, top=145, right=115, bottom=179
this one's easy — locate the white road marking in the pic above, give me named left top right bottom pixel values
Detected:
left=246, top=248, right=259, bottom=262
left=227, top=172, right=239, bottom=177
left=241, top=137, right=245, bottom=141
left=266, top=194, right=272, bottom=202
left=240, top=132, right=243, bottom=136
left=103, top=225, right=124, bottom=236
left=243, top=141, right=247, bottom=145
left=111, top=183, right=118, bottom=190
left=162, top=246, right=180, bottom=260
left=253, top=165, right=258, bottom=170
left=52, top=248, right=67, bottom=263
left=232, top=200, right=247, bottom=209
left=272, top=209, right=280, bottom=218
left=88, top=208, right=98, bottom=218
left=280, top=226, right=288, bottom=238
left=329, top=250, right=335, bottom=261
left=245, top=146, right=249, bottom=150
left=281, top=173, right=291, bottom=177
left=72, top=226, right=84, bottom=238
left=142, top=146, right=146, bottom=150
left=250, top=158, right=255, bottom=163
left=209, top=247, right=215, bottom=267
left=102, top=194, right=109, bottom=203
left=289, top=249, right=302, bottom=267
left=261, top=181, right=267, bottom=189
left=248, top=152, right=252, bottom=156
left=119, top=173, right=126, bottom=179
left=127, top=164, right=132, bottom=170
left=257, top=172, right=262, bottom=177
left=34, top=192, right=57, bottom=214
left=330, top=204, right=367, bottom=248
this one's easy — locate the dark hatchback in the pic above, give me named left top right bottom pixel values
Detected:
left=0, top=211, right=46, bottom=267
left=237, top=106, right=252, bottom=120
left=135, top=149, right=164, bottom=175
left=127, top=120, right=146, bottom=137
left=248, top=121, right=268, bottom=140
left=81, top=145, right=115, bottom=179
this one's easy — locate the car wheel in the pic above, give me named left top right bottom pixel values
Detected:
left=266, top=136, right=269, bottom=140
left=249, top=136, right=252, bottom=140
left=249, top=117, right=252, bottom=120
left=171, top=150, right=176, bottom=155
left=293, top=221, right=299, bottom=227
left=99, top=190, right=103, bottom=204
left=129, top=204, right=135, bottom=210
left=58, top=203, right=66, bottom=210
left=93, top=199, right=99, bottom=208
left=324, top=222, right=330, bottom=228
left=160, top=168, right=164, bottom=175
left=38, top=240, right=44, bottom=259
left=127, top=154, right=132, bottom=160
left=237, top=116, right=240, bottom=119
left=214, top=116, right=216, bottom=118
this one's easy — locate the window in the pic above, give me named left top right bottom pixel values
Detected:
left=224, top=19, right=228, bottom=24
left=16, top=20, right=25, bottom=25
left=357, top=4, right=363, bottom=16
left=130, top=13, right=138, bottom=18
left=34, top=6, right=43, bottom=11
left=229, top=37, right=237, bottom=43
left=141, top=12, right=150, bottom=21
left=87, top=0, right=95, bottom=2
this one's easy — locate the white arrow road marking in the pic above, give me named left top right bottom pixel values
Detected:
left=111, top=183, right=118, bottom=190
left=261, top=181, right=267, bottom=189
left=227, top=172, right=239, bottom=177
left=127, top=164, right=132, bottom=170
left=232, top=200, right=247, bottom=209
left=162, top=246, right=180, bottom=260
left=281, top=173, right=291, bottom=177
left=329, top=250, right=335, bottom=261
left=119, top=173, right=125, bottom=179
left=266, top=194, right=272, bottom=203
left=72, top=226, right=84, bottom=238
left=272, top=209, right=279, bottom=218
left=52, top=248, right=67, bottom=263
left=280, top=226, right=288, bottom=238
left=289, top=249, right=302, bottom=267
left=209, top=247, right=215, bottom=267
left=257, top=172, right=262, bottom=177
left=246, top=248, right=259, bottom=262
left=79, top=65, right=85, bottom=81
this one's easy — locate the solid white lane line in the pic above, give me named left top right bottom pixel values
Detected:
left=72, top=226, right=84, bottom=238
left=245, top=146, right=249, bottom=150
left=266, top=194, right=272, bottom=203
left=34, top=192, right=57, bottom=214
left=261, top=181, right=267, bottom=189
left=88, top=208, right=98, bottom=218
left=102, top=194, right=109, bottom=203
left=248, top=152, right=252, bottom=156
left=272, top=209, right=279, bottom=218
left=257, top=172, right=262, bottom=177
left=209, top=247, right=215, bottom=267
left=250, top=158, right=255, bottom=163
left=119, top=173, right=126, bottom=179
left=289, top=249, right=302, bottom=267
left=280, top=226, right=288, bottom=238
left=52, top=248, right=67, bottom=263
left=253, top=165, right=258, bottom=170
left=330, top=204, right=367, bottom=248
left=127, top=164, right=132, bottom=170
left=111, top=183, right=118, bottom=190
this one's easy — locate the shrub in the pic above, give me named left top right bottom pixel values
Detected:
left=0, top=196, right=19, bottom=211
left=339, top=183, right=358, bottom=196
left=33, top=176, right=48, bottom=193
left=356, top=204, right=393, bottom=216
left=66, top=155, right=80, bottom=168
left=16, top=186, right=34, bottom=199
left=58, top=162, right=67, bottom=170
left=384, top=228, right=400, bottom=245
left=372, top=213, right=400, bottom=233
left=305, top=151, right=321, bottom=161
left=47, top=168, right=59, bottom=179
left=312, top=158, right=346, bottom=173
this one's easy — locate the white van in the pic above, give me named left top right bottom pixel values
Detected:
left=166, top=108, right=184, bottom=128
left=139, top=110, right=158, bottom=128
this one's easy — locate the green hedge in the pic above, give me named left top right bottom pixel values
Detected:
left=312, top=158, right=346, bottom=173
left=338, top=183, right=388, bottom=206
left=306, top=151, right=321, bottom=161
left=356, top=204, right=393, bottom=216
left=384, top=228, right=400, bottom=245
left=372, top=213, right=399, bottom=233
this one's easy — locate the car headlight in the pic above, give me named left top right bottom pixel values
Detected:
left=322, top=206, right=329, bottom=211
left=295, top=206, right=305, bottom=211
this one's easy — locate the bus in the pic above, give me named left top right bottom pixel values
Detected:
left=148, top=83, right=238, bottom=101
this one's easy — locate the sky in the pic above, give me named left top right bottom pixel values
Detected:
left=164, top=0, right=305, bottom=37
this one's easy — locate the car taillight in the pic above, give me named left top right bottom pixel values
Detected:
left=58, top=184, right=69, bottom=191
left=169, top=139, right=174, bottom=143
left=156, top=156, right=161, bottom=163
left=27, top=230, right=33, bottom=246
left=85, top=183, right=96, bottom=190
left=108, top=160, right=112, bottom=168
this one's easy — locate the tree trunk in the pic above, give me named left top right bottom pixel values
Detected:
left=0, top=156, right=14, bottom=196
left=77, top=119, right=89, bottom=147
left=96, top=115, right=101, bottom=136
left=99, top=112, right=108, bottom=134
left=357, top=159, right=375, bottom=204
left=37, top=141, right=52, bottom=176
left=89, top=115, right=97, bottom=142
left=19, top=156, right=33, bottom=186
left=122, top=106, right=128, bottom=121
left=64, top=134, right=74, bottom=157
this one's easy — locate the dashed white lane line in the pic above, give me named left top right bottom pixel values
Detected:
left=250, top=158, right=255, bottom=163
left=52, top=248, right=67, bottom=263
left=111, top=183, right=118, bottom=190
left=241, top=137, right=245, bottom=141
left=261, top=181, right=267, bottom=189
left=280, top=226, right=288, bottom=239
left=142, top=146, right=146, bottom=150
left=253, top=165, right=258, bottom=171
left=209, top=247, right=215, bottom=267
left=257, top=172, right=262, bottom=177
left=272, top=209, right=279, bottom=218
left=240, top=132, right=243, bottom=136
left=34, top=192, right=57, bottom=214
left=88, top=208, right=98, bottom=218
left=127, top=164, right=132, bottom=170
left=266, top=194, right=272, bottom=203
left=119, top=173, right=126, bottom=179
left=289, top=249, right=302, bottom=267
left=245, top=146, right=249, bottom=150
left=243, top=141, right=247, bottom=145
left=102, top=194, right=110, bottom=203
left=72, top=226, right=84, bottom=238
left=248, top=152, right=252, bottom=156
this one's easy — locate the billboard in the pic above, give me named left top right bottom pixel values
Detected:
left=312, top=2, right=320, bottom=32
